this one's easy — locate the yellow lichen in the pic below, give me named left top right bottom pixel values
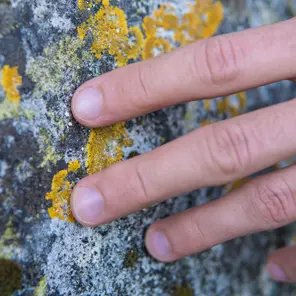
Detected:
left=78, top=0, right=101, bottom=11
left=142, top=1, right=224, bottom=59
left=33, top=276, right=47, bottom=296
left=224, top=178, right=248, bottom=194
left=46, top=161, right=82, bottom=222
left=77, top=1, right=144, bottom=67
left=0, top=65, right=22, bottom=103
left=68, top=160, right=81, bottom=172
left=77, top=0, right=223, bottom=65
left=86, top=123, right=133, bottom=175
left=204, top=92, right=247, bottom=118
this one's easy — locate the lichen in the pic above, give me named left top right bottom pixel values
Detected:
left=78, top=1, right=223, bottom=65
left=0, top=259, right=22, bottom=296
left=46, top=160, right=81, bottom=222
left=142, top=1, right=224, bottom=59
left=124, top=247, right=139, bottom=268
left=0, top=218, right=21, bottom=260
left=202, top=91, right=247, bottom=125
left=173, top=282, right=194, bottom=296
left=86, top=123, right=133, bottom=175
left=223, top=178, right=248, bottom=194
left=38, top=128, right=62, bottom=169
left=34, top=276, right=47, bottom=296
left=0, top=65, right=22, bottom=120
left=26, top=36, right=93, bottom=95
left=0, top=65, right=22, bottom=103
left=0, top=97, right=20, bottom=120
left=77, top=1, right=144, bottom=67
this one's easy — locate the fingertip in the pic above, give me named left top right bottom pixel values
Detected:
left=71, top=85, right=104, bottom=127
left=145, top=226, right=175, bottom=262
left=266, top=263, right=289, bottom=282
left=71, top=184, right=105, bottom=227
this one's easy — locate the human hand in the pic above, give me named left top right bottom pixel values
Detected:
left=71, top=18, right=296, bottom=282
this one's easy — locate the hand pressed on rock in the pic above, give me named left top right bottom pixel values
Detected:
left=71, top=17, right=296, bottom=282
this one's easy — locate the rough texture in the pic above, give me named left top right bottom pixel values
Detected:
left=0, top=0, right=296, bottom=295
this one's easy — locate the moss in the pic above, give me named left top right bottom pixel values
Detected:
left=124, top=247, right=139, bottom=268
left=0, top=259, right=22, bottom=296
left=46, top=160, right=82, bottom=222
left=33, top=276, right=47, bottom=296
left=172, top=283, right=193, bottom=296
left=86, top=123, right=133, bottom=175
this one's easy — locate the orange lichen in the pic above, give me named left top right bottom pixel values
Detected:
left=78, top=0, right=101, bottom=11
left=0, top=65, right=22, bottom=103
left=77, top=0, right=223, bottom=64
left=68, top=159, right=81, bottom=172
left=46, top=160, right=82, bottom=222
left=204, top=92, right=247, bottom=117
left=200, top=120, right=213, bottom=127
left=86, top=123, right=133, bottom=175
left=224, top=178, right=248, bottom=194
left=142, top=1, right=224, bottom=59
left=77, top=1, right=144, bottom=67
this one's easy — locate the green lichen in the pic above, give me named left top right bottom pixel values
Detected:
left=38, top=128, right=62, bottom=169
left=173, top=283, right=194, bottom=296
left=0, top=98, right=19, bottom=120
left=34, top=276, right=47, bottom=296
left=26, top=36, right=94, bottom=96
left=0, top=218, right=20, bottom=259
left=288, top=0, right=296, bottom=15
left=124, top=247, right=139, bottom=268
left=0, top=259, right=22, bottom=296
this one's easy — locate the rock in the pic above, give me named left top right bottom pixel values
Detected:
left=0, top=0, right=296, bottom=295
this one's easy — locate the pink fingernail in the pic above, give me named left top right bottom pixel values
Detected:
left=149, top=231, right=171, bottom=258
left=72, top=187, right=104, bottom=225
left=73, top=87, right=103, bottom=121
left=267, top=264, right=288, bottom=282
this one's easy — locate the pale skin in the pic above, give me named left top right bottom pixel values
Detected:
left=71, top=18, right=296, bottom=282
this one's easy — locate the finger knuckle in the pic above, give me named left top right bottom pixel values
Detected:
left=190, top=213, right=207, bottom=242
left=135, top=163, right=151, bottom=205
left=252, top=178, right=296, bottom=225
left=203, top=37, right=241, bottom=85
left=132, top=63, right=151, bottom=109
left=206, top=123, right=251, bottom=178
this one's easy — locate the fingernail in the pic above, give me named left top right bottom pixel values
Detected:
left=72, top=187, right=104, bottom=225
left=73, top=87, right=103, bottom=121
left=267, top=264, right=288, bottom=282
left=148, top=231, right=171, bottom=258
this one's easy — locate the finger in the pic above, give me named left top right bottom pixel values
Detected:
left=267, top=245, right=296, bottom=283
left=145, top=165, right=296, bottom=262
left=71, top=18, right=296, bottom=127
left=71, top=98, right=296, bottom=227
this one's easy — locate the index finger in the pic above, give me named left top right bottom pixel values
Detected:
left=72, top=18, right=296, bottom=127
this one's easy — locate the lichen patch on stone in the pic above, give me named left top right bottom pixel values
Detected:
left=77, top=0, right=144, bottom=67
left=86, top=123, right=133, bottom=175
left=0, top=65, right=22, bottom=103
left=46, top=160, right=82, bottom=222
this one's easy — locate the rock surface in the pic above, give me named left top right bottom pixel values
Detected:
left=0, top=0, right=296, bottom=295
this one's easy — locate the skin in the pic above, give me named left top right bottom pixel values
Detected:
left=71, top=17, right=296, bottom=282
